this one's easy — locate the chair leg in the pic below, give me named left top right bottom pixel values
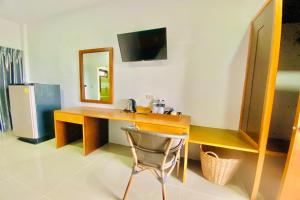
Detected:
left=123, top=174, right=134, bottom=200
left=161, top=182, right=166, bottom=200
left=176, top=158, right=180, bottom=177
left=161, top=170, right=167, bottom=200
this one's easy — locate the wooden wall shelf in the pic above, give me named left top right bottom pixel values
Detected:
left=189, top=125, right=258, bottom=153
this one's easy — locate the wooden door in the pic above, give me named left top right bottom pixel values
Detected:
left=240, top=0, right=282, bottom=148
left=239, top=0, right=283, bottom=199
left=278, top=94, right=300, bottom=200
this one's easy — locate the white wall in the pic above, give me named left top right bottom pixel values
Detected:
left=27, top=0, right=265, bottom=148
left=0, top=17, right=22, bottom=49
left=0, top=18, right=30, bottom=81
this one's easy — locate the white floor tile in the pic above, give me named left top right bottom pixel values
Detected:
left=0, top=132, right=250, bottom=200
left=0, top=178, right=41, bottom=200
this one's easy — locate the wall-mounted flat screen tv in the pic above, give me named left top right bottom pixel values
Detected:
left=117, top=27, right=167, bottom=62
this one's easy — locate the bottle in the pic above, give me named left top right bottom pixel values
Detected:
left=158, top=100, right=165, bottom=114
left=152, top=99, right=159, bottom=113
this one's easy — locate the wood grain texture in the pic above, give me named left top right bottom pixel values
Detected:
left=240, top=130, right=259, bottom=149
left=79, top=47, right=113, bottom=104
left=55, top=112, right=84, bottom=124
left=83, top=117, right=109, bottom=155
left=278, top=93, right=300, bottom=200
left=55, top=107, right=191, bottom=129
left=55, top=120, right=68, bottom=148
left=183, top=138, right=189, bottom=183
left=135, top=122, right=188, bottom=134
left=55, top=121, right=82, bottom=148
left=250, top=0, right=283, bottom=199
left=189, top=126, right=258, bottom=153
left=238, top=0, right=282, bottom=198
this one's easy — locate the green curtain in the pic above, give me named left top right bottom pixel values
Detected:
left=0, top=47, right=24, bottom=132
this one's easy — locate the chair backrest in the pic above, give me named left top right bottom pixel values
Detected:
left=121, top=126, right=188, bottom=154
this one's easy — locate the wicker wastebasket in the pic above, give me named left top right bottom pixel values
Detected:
left=200, top=145, right=242, bottom=185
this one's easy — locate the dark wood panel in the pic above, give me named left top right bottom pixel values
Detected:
left=83, top=117, right=108, bottom=155
left=55, top=121, right=82, bottom=148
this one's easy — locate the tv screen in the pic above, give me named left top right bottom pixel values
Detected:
left=117, top=27, right=167, bottom=62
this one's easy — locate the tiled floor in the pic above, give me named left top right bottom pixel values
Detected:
left=0, top=132, right=249, bottom=200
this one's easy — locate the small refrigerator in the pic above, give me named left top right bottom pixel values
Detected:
left=8, top=83, right=61, bottom=144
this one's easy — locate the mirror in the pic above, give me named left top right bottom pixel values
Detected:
left=79, top=48, right=113, bottom=104
left=240, top=0, right=276, bottom=143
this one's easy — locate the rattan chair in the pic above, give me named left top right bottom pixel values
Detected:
left=121, top=126, right=188, bottom=200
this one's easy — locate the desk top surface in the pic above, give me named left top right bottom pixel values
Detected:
left=189, top=125, right=258, bottom=153
left=55, top=107, right=191, bottom=129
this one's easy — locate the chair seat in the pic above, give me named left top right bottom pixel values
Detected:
left=136, top=149, right=176, bottom=169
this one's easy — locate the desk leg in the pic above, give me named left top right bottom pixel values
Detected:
left=83, top=117, right=108, bottom=156
left=55, top=120, right=83, bottom=148
left=55, top=120, right=68, bottom=148
left=183, top=141, right=189, bottom=183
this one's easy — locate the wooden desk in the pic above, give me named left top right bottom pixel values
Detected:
left=54, top=106, right=191, bottom=182
left=189, top=125, right=258, bottom=153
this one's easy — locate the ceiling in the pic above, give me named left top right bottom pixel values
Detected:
left=283, top=0, right=300, bottom=23
left=1, top=0, right=299, bottom=24
left=0, top=0, right=107, bottom=24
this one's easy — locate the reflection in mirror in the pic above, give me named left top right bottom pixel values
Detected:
left=79, top=48, right=113, bottom=104
left=83, top=52, right=109, bottom=100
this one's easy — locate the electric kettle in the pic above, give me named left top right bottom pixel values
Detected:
left=124, top=99, right=136, bottom=113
